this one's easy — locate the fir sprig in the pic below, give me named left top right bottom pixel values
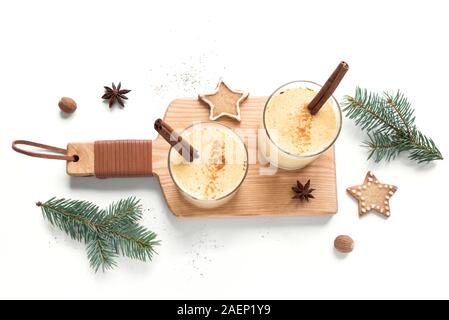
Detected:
left=342, top=87, right=443, bottom=163
left=36, top=197, right=159, bottom=272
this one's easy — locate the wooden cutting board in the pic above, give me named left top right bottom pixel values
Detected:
left=151, top=97, right=338, bottom=217
left=67, top=97, right=338, bottom=217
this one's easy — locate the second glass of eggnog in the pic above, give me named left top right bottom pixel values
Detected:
left=168, top=122, right=248, bottom=209
left=259, top=80, right=342, bottom=170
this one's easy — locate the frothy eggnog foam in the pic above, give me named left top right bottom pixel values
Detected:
left=169, top=125, right=247, bottom=200
left=265, top=87, right=338, bottom=156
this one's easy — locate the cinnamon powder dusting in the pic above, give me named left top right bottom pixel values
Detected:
left=294, top=103, right=312, bottom=154
left=204, top=140, right=226, bottom=198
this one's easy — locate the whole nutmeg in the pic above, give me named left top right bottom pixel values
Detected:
left=58, top=97, right=77, bottom=113
left=334, top=235, right=354, bottom=253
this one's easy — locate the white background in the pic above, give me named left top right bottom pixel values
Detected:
left=1, top=0, right=448, bottom=299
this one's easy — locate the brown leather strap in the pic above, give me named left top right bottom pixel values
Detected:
left=94, top=140, right=153, bottom=178
left=12, top=140, right=76, bottom=161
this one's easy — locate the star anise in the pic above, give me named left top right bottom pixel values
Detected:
left=102, top=82, right=131, bottom=108
left=292, top=179, right=315, bottom=202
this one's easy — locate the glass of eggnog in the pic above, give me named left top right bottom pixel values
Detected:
left=260, top=80, right=342, bottom=170
left=168, top=122, right=248, bottom=209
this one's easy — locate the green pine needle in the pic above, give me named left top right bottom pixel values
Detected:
left=342, top=87, right=443, bottom=163
left=36, top=197, right=160, bottom=272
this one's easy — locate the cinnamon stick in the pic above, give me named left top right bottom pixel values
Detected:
left=154, top=119, right=199, bottom=162
left=308, top=61, right=349, bottom=115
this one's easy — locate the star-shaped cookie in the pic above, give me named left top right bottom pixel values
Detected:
left=347, top=171, right=398, bottom=217
left=198, top=79, right=248, bottom=121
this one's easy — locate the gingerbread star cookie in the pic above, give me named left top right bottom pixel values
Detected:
left=198, top=79, right=248, bottom=121
left=347, top=171, right=397, bottom=217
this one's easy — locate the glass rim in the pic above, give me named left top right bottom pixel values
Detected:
left=262, top=80, right=343, bottom=159
left=167, top=121, right=249, bottom=202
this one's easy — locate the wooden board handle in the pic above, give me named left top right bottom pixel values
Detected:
left=66, top=140, right=153, bottom=178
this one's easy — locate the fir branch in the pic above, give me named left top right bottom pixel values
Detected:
left=384, top=91, right=415, bottom=135
left=407, top=128, right=443, bottom=163
left=87, top=234, right=117, bottom=272
left=342, top=87, right=443, bottom=163
left=36, top=197, right=160, bottom=272
left=37, top=198, right=100, bottom=242
left=343, top=88, right=399, bottom=133
left=107, top=224, right=158, bottom=261
left=364, top=132, right=406, bottom=162
left=102, top=197, right=143, bottom=228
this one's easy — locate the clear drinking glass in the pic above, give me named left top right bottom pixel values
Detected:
left=168, top=122, right=248, bottom=209
left=259, top=80, right=342, bottom=170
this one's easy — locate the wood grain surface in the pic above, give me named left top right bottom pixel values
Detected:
left=66, top=142, right=94, bottom=176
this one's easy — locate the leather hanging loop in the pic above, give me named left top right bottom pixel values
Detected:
left=12, top=140, right=76, bottom=161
